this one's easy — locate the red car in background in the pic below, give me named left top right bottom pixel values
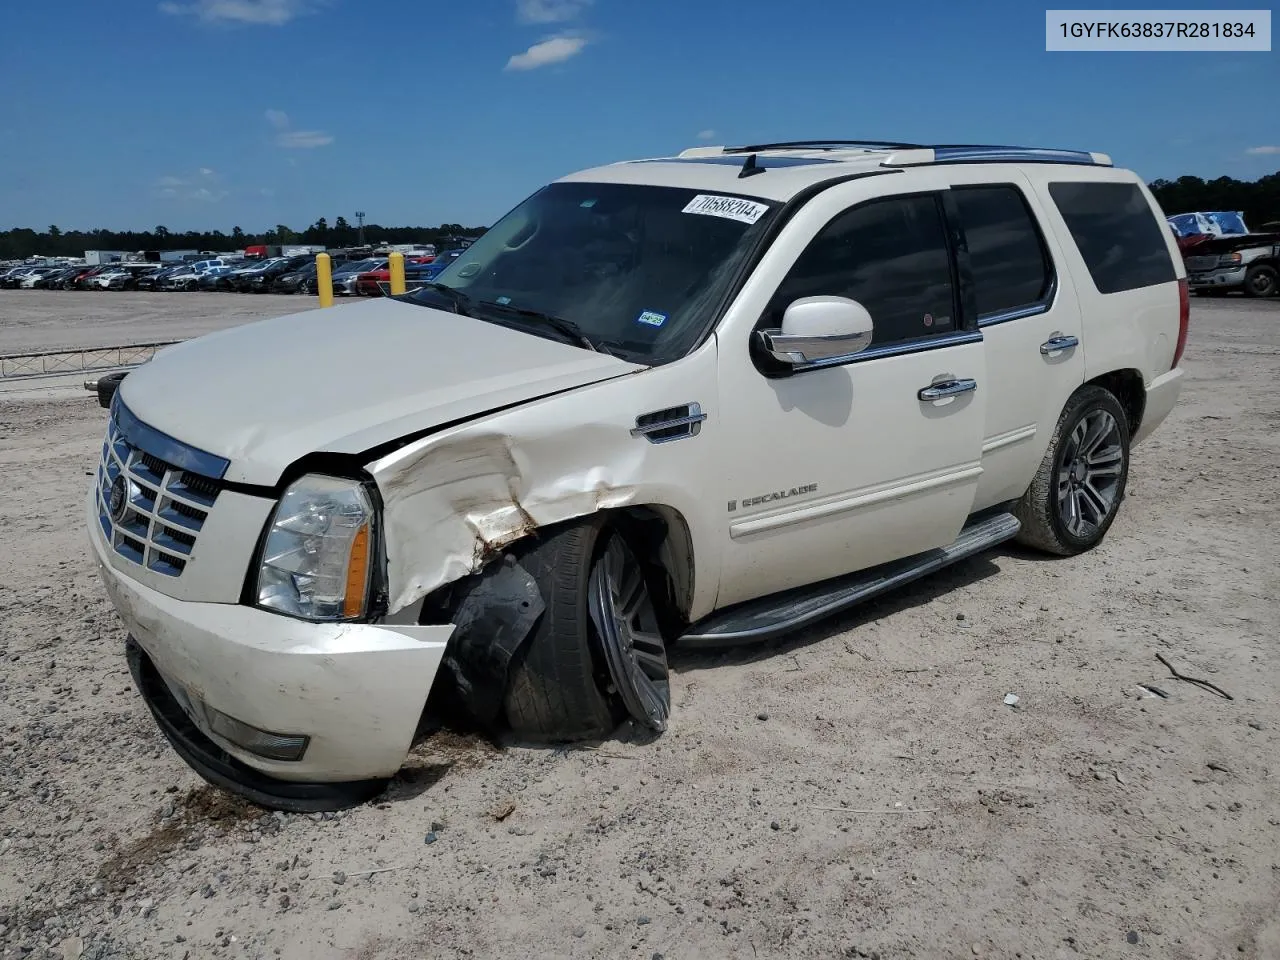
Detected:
left=354, top=256, right=433, bottom=296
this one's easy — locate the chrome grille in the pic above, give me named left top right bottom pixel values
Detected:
left=96, top=417, right=222, bottom=578
left=1185, top=255, right=1219, bottom=273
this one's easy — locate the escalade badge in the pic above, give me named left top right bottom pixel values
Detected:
left=729, top=483, right=818, bottom=512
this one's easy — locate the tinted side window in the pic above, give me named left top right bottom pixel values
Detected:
left=953, top=185, right=1052, bottom=317
left=1047, top=181, right=1176, bottom=294
left=770, top=195, right=955, bottom=347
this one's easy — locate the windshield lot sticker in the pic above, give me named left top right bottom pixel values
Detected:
left=636, top=310, right=668, bottom=327
left=682, top=194, right=769, bottom=224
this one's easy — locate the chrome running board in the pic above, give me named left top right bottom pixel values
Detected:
left=679, top=511, right=1020, bottom=649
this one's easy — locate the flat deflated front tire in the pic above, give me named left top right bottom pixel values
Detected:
left=1014, top=385, right=1131, bottom=556
left=503, top=518, right=620, bottom=742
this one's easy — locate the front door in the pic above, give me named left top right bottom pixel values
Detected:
left=712, top=182, right=988, bottom=610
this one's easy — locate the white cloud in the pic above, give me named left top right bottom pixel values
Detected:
left=265, top=109, right=332, bottom=147
left=697, top=129, right=717, bottom=141
left=516, top=0, right=591, bottom=23
left=1245, top=145, right=1280, bottom=155
left=155, top=170, right=228, bottom=202
left=159, top=0, right=328, bottom=26
left=505, top=34, right=588, bottom=71
left=277, top=129, right=333, bottom=148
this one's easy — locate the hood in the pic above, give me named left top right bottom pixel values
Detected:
left=118, top=297, right=645, bottom=486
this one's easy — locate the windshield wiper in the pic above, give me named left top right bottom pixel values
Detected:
left=478, top=301, right=600, bottom=352
left=410, top=282, right=474, bottom=315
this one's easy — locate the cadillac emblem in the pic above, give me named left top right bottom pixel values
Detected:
left=108, top=475, right=128, bottom=522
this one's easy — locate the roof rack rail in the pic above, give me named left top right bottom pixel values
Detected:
left=722, top=139, right=924, bottom=153
left=881, top=145, right=1113, bottom=167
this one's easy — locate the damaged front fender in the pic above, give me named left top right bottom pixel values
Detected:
left=366, top=348, right=722, bottom=623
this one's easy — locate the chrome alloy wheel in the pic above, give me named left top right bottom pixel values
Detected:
left=1056, top=409, right=1125, bottom=538
left=587, top=535, right=670, bottom=732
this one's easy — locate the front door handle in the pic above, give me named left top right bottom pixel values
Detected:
left=918, top=378, right=977, bottom=402
left=1040, top=335, right=1080, bottom=355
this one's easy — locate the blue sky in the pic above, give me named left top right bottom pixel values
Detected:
left=0, top=0, right=1275, bottom=232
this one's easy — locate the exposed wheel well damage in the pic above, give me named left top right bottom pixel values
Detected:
left=1088, top=369, right=1145, bottom=437
left=415, top=506, right=693, bottom=734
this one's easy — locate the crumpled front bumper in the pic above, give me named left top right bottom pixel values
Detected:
left=89, top=490, right=452, bottom=807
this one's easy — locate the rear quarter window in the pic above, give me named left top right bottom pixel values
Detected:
left=1047, top=181, right=1176, bottom=294
left=952, top=184, right=1052, bottom=318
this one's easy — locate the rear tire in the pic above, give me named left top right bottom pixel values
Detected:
left=1014, top=385, right=1131, bottom=556
left=1243, top=264, right=1277, bottom=298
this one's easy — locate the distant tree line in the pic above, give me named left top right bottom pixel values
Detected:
left=0, top=217, right=489, bottom=260
left=2, top=169, right=1278, bottom=260
left=1147, top=170, right=1279, bottom=226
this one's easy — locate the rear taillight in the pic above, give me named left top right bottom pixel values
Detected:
left=1172, top=278, right=1190, bottom=369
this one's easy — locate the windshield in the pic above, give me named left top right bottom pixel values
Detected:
left=422, top=181, right=777, bottom=363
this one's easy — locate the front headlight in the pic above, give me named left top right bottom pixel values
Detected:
left=255, top=474, right=376, bottom=622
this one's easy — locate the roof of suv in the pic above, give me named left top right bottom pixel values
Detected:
left=558, top=141, right=1119, bottom=202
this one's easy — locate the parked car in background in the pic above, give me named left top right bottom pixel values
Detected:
left=35, top=266, right=85, bottom=289
left=356, top=257, right=431, bottom=296
left=161, top=266, right=206, bottom=291
left=85, top=267, right=130, bottom=290
left=330, top=258, right=384, bottom=296
left=1184, top=228, right=1280, bottom=298
left=64, top=265, right=100, bottom=289
left=1, top=266, right=42, bottom=288
left=136, top=266, right=183, bottom=291
left=414, top=247, right=467, bottom=284
left=243, top=255, right=312, bottom=293
left=229, top=257, right=287, bottom=292
left=195, top=263, right=244, bottom=291
left=18, top=267, right=62, bottom=288
left=102, top=264, right=163, bottom=290
left=270, top=261, right=318, bottom=294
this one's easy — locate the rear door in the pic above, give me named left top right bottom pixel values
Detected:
left=938, top=169, right=1086, bottom=509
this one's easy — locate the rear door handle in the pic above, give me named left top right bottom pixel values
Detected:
left=1040, top=335, right=1080, bottom=355
left=918, top=378, right=977, bottom=401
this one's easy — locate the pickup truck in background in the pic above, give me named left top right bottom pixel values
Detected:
left=1184, top=231, right=1280, bottom=298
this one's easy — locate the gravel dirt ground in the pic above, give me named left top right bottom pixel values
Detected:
left=1, top=295, right=1278, bottom=960
left=0, top=290, right=318, bottom=355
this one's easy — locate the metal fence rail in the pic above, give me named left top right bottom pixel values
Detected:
left=0, top=341, right=180, bottom=380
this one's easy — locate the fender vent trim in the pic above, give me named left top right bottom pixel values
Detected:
left=630, top=403, right=707, bottom=444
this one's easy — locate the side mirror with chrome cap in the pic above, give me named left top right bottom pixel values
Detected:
left=757, top=296, right=875, bottom=367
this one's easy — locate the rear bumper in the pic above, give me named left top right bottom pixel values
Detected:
left=89, top=489, right=452, bottom=800
left=1134, top=367, right=1184, bottom=446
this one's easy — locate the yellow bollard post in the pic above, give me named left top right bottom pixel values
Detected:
left=388, top=252, right=406, bottom=296
left=315, top=253, right=333, bottom=308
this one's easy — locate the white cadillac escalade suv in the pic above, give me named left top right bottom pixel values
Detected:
left=89, top=140, right=1188, bottom=810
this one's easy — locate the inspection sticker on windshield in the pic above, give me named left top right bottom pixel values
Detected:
left=636, top=310, right=667, bottom=327
left=682, top=194, right=769, bottom=225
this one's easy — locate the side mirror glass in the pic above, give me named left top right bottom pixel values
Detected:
left=757, top=296, right=875, bottom=366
